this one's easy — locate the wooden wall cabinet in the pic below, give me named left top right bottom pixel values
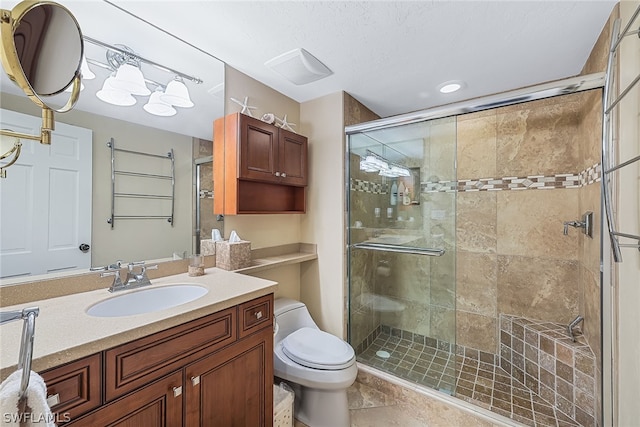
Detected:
left=41, top=294, right=274, bottom=427
left=214, top=113, right=308, bottom=214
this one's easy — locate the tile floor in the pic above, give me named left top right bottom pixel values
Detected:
left=355, top=330, right=581, bottom=427
left=295, top=370, right=506, bottom=427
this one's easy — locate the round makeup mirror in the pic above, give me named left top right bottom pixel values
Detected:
left=0, top=1, right=83, bottom=176
left=0, top=0, right=83, bottom=113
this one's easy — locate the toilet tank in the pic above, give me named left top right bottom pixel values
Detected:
left=274, top=298, right=318, bottom=342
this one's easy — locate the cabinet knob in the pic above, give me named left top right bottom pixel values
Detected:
left=275, top=171, right=281, bottom=177
left=281, top=172, right=287, bottom=178
left=254, top=311, right=263, bottom=320
left=173, top=386, right=182, bottom=397
left=191, top=376, right=200, bottom=386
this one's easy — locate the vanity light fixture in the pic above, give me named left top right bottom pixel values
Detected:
left=359, top=150, right=411, bottom=178
left=82, top=36, right=202, bottom=116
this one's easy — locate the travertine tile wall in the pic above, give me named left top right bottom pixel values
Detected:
left=455, top=90, right=602, bottom=363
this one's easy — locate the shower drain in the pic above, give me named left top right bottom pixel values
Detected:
left=376, top=350, right=391, bottom=359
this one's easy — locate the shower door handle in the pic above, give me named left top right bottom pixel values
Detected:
left=352, top=242, right=445, bottom=256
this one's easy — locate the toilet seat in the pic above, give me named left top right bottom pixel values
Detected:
left=282, top=327, right=355, bottom=370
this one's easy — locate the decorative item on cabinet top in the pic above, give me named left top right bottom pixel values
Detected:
left=214, top=112, right=308, bottom=215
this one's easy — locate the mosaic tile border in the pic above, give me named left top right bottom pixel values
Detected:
left=351, top=164, right=602, bottom=194
left=350, top=178, right=389, bottom=194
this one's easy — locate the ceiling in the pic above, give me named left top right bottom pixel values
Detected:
left=106, top=0, right=616, bottom=118
left=1, top=0, right=617, bottom=140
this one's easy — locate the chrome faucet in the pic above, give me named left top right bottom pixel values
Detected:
left=125, top=261, right=158, bottom=289
left=567, top=315, right=584, bottom=342
left=93, top=260, right=157, bottom=292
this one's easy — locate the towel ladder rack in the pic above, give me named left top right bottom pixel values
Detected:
left=0, top=307, right=39, bottom=399
left=602, top=4, right=640, bottom=262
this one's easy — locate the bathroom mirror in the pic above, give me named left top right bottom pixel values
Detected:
left=0, top=0, right=225, bottom=283
left=0, top=1, right=83, bottom=111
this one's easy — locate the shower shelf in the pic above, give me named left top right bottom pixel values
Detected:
left=352, top=242, right=444, bottom=256
left=601, top=4, right=640, bottom=262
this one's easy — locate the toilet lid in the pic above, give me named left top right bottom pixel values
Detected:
left=282, top=327, right=355, bottom=370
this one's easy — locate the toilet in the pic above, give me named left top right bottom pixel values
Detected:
left=273, top=298, right=357, bottom=427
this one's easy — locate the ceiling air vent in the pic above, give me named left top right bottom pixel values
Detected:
left=265, top=48, right=332, bottom=85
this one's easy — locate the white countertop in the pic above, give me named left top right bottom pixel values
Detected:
left=0, top=267, right=277, bottom=380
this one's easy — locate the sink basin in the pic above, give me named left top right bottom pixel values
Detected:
left=86, top=284, right=208, bottom=317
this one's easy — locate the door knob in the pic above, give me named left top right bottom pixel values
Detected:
left=281, top=172, right=287, bottom=178
left=79, top=243, right=90, bottom=253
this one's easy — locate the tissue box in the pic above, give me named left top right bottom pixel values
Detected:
left=200, top=239, right=216, bottom=256
left=215, top=240, right=251, bottom=270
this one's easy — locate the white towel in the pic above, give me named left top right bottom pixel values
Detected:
left=0, top=369, right=55, bottom=427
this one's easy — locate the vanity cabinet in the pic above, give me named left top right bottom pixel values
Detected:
left=41, top=294, right=274, bottom=426
left=214, top=113, right=308, bottom=214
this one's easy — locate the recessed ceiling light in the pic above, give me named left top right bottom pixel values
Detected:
left=438, top=80, right=465, bottom=94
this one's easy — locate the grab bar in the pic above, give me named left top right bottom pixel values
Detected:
left=0, top=307, right=39, bottom=399
left=352, top=242, right=445, bottom=256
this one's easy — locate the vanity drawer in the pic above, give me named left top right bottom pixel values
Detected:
left=239, top=294, right=273, bottom=339
left=104, top=307, right=236, bottom=401
left=41, top=353, right=102, bottom=424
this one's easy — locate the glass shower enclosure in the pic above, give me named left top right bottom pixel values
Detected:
left=347, top=116, right=457, bottom=393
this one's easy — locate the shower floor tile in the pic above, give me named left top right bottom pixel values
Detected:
left=358, top=330, right=581, bottom=427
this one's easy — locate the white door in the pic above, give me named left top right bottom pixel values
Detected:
left=0, top=109, right=92, bottom=279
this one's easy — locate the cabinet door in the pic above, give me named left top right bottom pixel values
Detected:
left=239, top=115, right=279, bottom=183
left=278, top=129, right=308, bottom=186
left=67, top=371, right=183, bottom=427
left=185, top=329, right=274, bottom=427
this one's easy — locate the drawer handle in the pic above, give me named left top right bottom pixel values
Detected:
left=254, top=311, right=263, bottom=320
left=275, top=172, right=281, bottom=177
left=173, top=386, right=182, bottom=397
left=191, top=376, right=200, bottom=386
left=281, top=172, right=287, bottom=178
left=46, top=393, right=60, bottom=406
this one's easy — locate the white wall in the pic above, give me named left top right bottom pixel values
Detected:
left=299, top=92, right=346, bottom=338
left=615, top=1, right=640, bottom=424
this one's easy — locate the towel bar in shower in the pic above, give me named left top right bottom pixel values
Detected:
left=0, top=307, right=39, bottom=399
left=352, top=242, right=445, bottom=256
left=601, top=4, right=640, bottom=262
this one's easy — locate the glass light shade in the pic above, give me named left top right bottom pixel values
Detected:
left=96, top=76, right=136, bottom=106
left=143, top=91, right=177, bottom=117
left=379, top=169, right=399, bottom=177
left=80, top=56, right=95, bottom=80
left=159, top=78, right=194, bottom=108
left=390, top=165, right=411, bottom=177
left=110, top=64, right=151, bottom=96
left=359, top=159, right=378, bottom=172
